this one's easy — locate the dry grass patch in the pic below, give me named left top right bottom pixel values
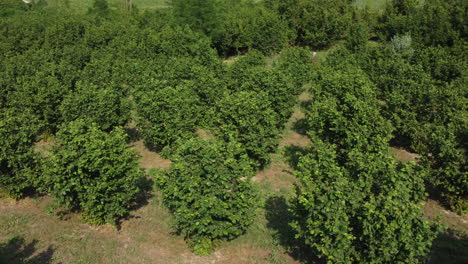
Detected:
left=389, top=147, right=420, bottom=163
left=424, top=199, right=468, bottom=233
left=0, top=193, right=300, bottom=264
left=196, top=128, right=215, bottom=140
left=130, top=140, right=171, bottom=170
left=33, top=139, right=55, bottom=158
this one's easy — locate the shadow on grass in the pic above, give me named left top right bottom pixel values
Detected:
left=125, top=127, right=142, bottom=144
left=429, top=229, right=468, bottom=264
left=265, top=195, right=324, bottom=264
left=283, top=145, right=309, bottom=170
left=0, top=237, right=56, bottom=264
left=292, top=118, right=309, bottom=136
left=119, top=176, right=155, bottom=228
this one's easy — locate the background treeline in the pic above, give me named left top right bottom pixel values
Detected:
left=0, top=0, right=466, bottom=262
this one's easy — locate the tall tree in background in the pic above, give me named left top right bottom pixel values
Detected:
left=88, top=0, right=109, bottom=16
left=169, top=0, right=221, bottom=37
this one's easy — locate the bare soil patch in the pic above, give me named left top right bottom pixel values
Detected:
left=424, top=199, right=468, bottom=233
left=196, top=128, right=215, bottom=140
left=130, top=140, right=171, bottom=170
left=33, top=139, right=55, bottom=158
left=389, top=147, right=420, bottom=163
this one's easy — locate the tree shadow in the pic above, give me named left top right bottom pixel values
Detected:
left=0, top=237, right=56, bottom=264
left=134, top=176, right=155, bottom=209
left=292, top=118, right=309, bottom=136
left=389, top=134, right=413, bottom=152
left=283, top=145, right=309, bottom=170
left=429, top=229, right=468, bottom=264
left=143, top=141, right=164, bottom=153
left=124, top=127, right=142, bottom=144
left=265, top=195, right=324, bottom=264
left=118, top=176, right=155, bottom=229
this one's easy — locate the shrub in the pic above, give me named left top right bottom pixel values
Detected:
left=225, top=59, right=297, bottom=124
left=306, top=67, right=393, bottom=153
left=235, top=67, right=297, bottom=123
left=291, top=140, right=440, bottom=263
left=274, top=47, right=313, bottom=90
left=215, top=2, right=290, bottom=55
left=214, top=91, right=280, bottom=168
left=156, top=138, right=257, bottom=255
left=345, top=22, right=370, bottom=52
left=60, top=82, right=131, bottom=131
left=421, top=125, right=468, bottom=214
left=169, top=0, right=222, bottom=37
left=8, top=69, right=70, bottom=132
left=390, top=33, right=414, bottom=58
left=379, top=0, right=465, bottom=47
left=44, top=120, right=143, bottom=225
left=135, top=81, right=200, bottom=149
left=0, top=109, right=40, bottom=198
left=265, top=0, right=353, bottom=48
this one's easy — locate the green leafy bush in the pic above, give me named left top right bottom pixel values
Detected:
left=169, top=0, right=222, bottom=37
left=215, top=2, right=290, bottom=55
left=60, top=82, right=131, bottom=131
left=44, top=120, right=143, bottom=225
left=274, top=47, right=313, bottom=90
left=345, top=22, right=370, bottom=52
left=7, top=68, right=70, bottom=131
left=420, top=125, right=468, bottom=214
left=214, top=91, right=280, bottom=168
left=291, top=140, right=440, bottom=263
left=235, top=68, right=297, bottom=123
left=0, top=109, right=40, bottom=198
left=379, top=0, right=466, bottom=47
left=265, top=0, right=353, bottom=48
left=156, top=138, right=257, bottom=255
left=135, top=81, right=200, bottom=149
left=306, top=67, right=393, bottom=153
left=225, top=58, right=297, bottom=123
left=0, top=0, right=29, bottom=17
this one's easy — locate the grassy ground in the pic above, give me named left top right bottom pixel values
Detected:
left=353, top=0, right=388, bottom=10
left=46, top=0, right=169, bottom=11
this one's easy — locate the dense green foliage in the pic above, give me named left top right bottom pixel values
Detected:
left=274, top=47, right=313, bottom=89
left=305, top=67, right=393, bottom=153
left=156, top=138, right=257, bottom=254
left=44, top=120, right=143, bottom=225
left=379, top=0, right=467, bottom=48
left=214, top=91, right=280, bottom=168
left=60, top=82, right=131, bottom=131
left=291, top=140, right=439, bottom=263
left=135, top=81, right=200, bottom=149
left=292, top=52, right=443, bottom=262
left=0, top=0, right=466, bottom=261
left=215, top=1, right=290, bottom=55
left=264, top=0, right=353, bottom=48
left=318, top=0, right=468, bottom=212
left=0, top=109, right=40, bottom=198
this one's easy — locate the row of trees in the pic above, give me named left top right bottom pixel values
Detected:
left=0, top=0, right=312, bottom=252
left=0, top=0, right=466, bottom=261
left=291, top=66, right=441, bottom=262
left=283, top=1, right=466, bottom=262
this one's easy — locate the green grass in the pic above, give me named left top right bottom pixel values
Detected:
left=353, top=0, right=388, bottom=11
left=46, top=0, right=169, bottom=11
